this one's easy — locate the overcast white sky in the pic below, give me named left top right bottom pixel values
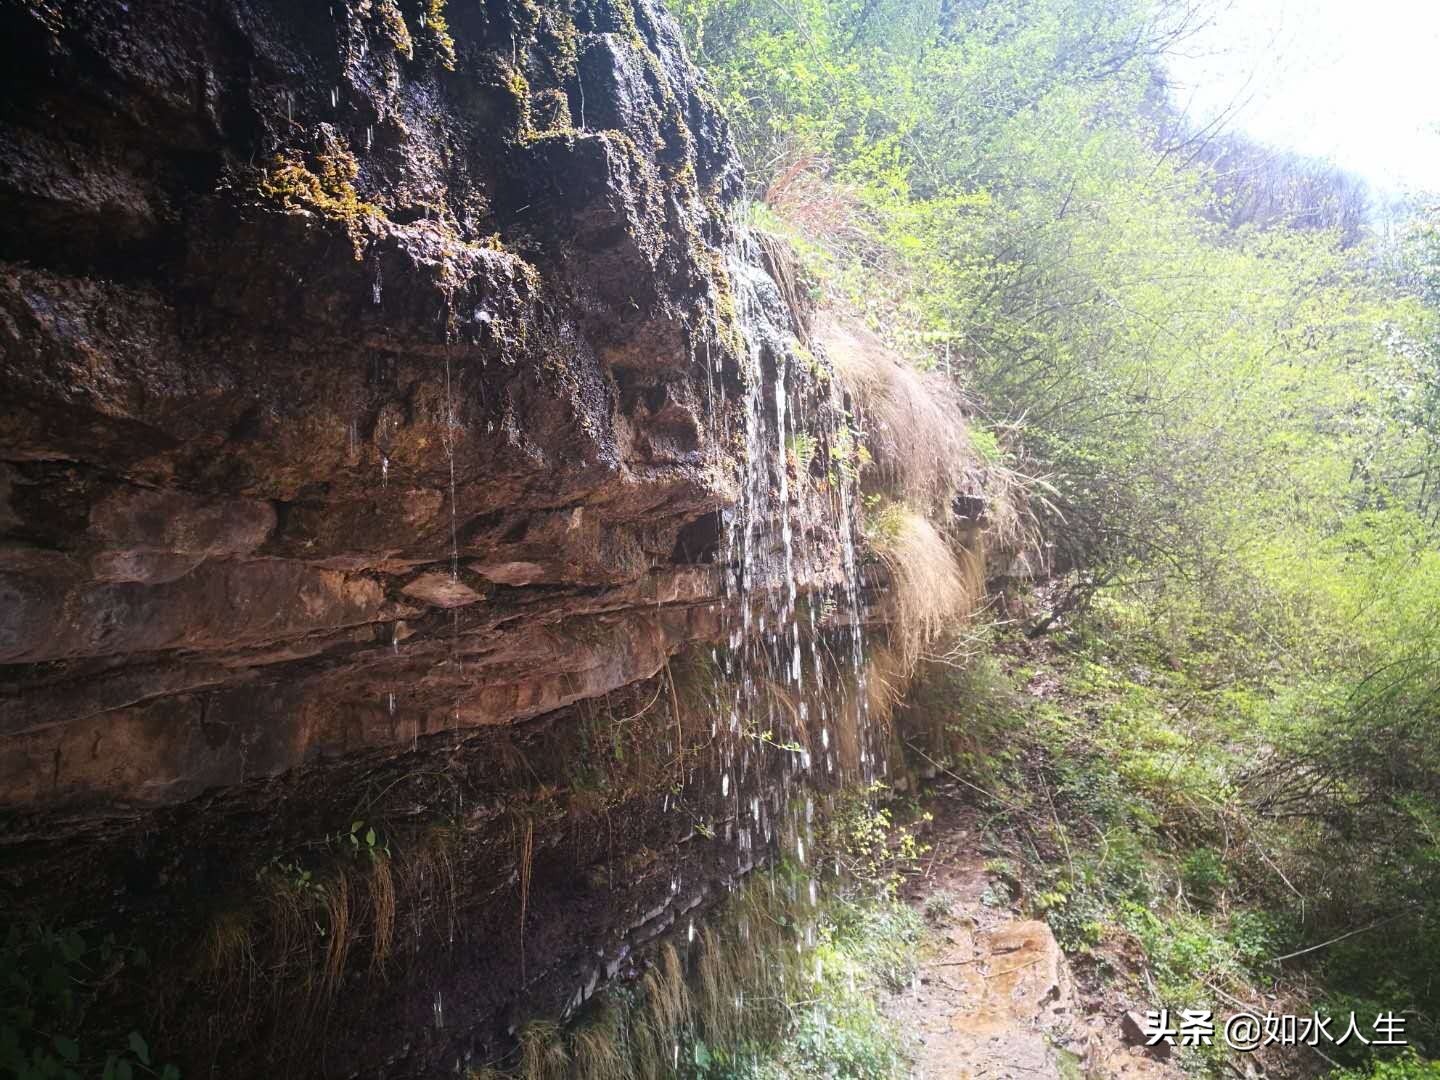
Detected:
left=1164, top=0, right=1440, bottom=195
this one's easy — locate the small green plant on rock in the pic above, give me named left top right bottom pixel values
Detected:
left=922, top=889, right=957, bottom=923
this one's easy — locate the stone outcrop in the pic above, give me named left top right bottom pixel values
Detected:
left=0, top=0, right=848, bottom=816
left=0, top=4, right=886, bottom=1075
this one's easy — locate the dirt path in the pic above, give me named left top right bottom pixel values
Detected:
left=886, top=793, right=1184, bottom=1080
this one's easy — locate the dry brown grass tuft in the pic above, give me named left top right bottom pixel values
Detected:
left=755, top=229, right=814, bottom=347
left=518, top=1020, right=569, bottom=1080
left=404, top=823, right=460, bottom=944
left=514, top=814, right=536, bottom=979
left=203, top=906, right=256, bottom=981
left=319, top=868, right=353, bottom=1005
left=200, top=906, right=258, bottom=1025
left=819, top=313, right=978, bottom=514
left=864, top=644, right=910, bottom=737
left=869, top=506, right=982, bottom=671
left=503, top=870, right=830, bottom=1080
left=763, top=154, right=871, bottom=258
left=260, top=871, right=315, bottom=1002
left=642, top=943, right=690, bottom=1040
left=368, top=854, right=396, bottom=976
left=569, top=1022, right=625, bottom=1080
left=627, top=1006, right=664, bottom=1080
left=762, top=677, right=810, bottom=753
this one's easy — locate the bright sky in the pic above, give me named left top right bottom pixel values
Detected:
left=1164, top=0, right=1440, bottom=196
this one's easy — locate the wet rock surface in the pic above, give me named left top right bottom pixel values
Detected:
left=0, top=2, right=880, bottom=1076
left=0, top=0, right=805, bottom=814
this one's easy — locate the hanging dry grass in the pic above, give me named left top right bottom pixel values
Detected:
left=762, top=677, right=810, bottom=753
left=420, top=829, right=460, bottom=938
left=642, top=943, right=690, bottom=1040
left=754, top=229, right=814, bottom=347
left=199, top=906, right=258, bottom=1027
left=260, top=871, right=315, bottom=1000
left=869, top=506, right=982, bottom=671
left=763, top=153, right=872, bottom=258
left=819, top=313, right=979, bottom=514
left=202, top=906, right=257, bottom=983
left=368, top=854, right=396, bottom=975
left=569, top=1016, right=625, bottom=1080
left=626, top=1005, right=665, bottom=1080
left=863, top=644, right=909, bottom=739
left=517, top=1020, right=569, bottom=1080
left=502, top=866, right=829, bottom=1080
left=514, top=813, right=536, bottom=980
left=318, top=868, right=353, bottom=1005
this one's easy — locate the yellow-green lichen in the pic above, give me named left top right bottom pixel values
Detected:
left=257, top=148, right=383, bottom=259
left=704, top=254, right=745, bottom=359
left=504, top=66, right=534, bottom=134
left=421, top=0, right=456, bottom=70
left=532, top=87, right=572, bottom=133
left=373, top=0, right=413, bottom=59
left=513, top=0, right=543, bottom=37
left=543, top=8, right=581, bottom=79
left=607, top=0, right=642, bottom=44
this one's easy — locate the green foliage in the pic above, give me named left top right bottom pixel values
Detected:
left=340, top=818, right=391, bottom=862
left=817, top=782, right=928, bottom=891
left=1179, top=849, right=1227, bottom=908
left=678, top=0, right=1440, bottom=1072
left=1334, top=1051, right=1440, bottom=1080
left=672, top=0, right=1440, bottom=677
left=0, top=923, right=178, bottom=1080
left=687, top=897, right=918, bottom=1079
left=786, top=431, right=818, bottom=477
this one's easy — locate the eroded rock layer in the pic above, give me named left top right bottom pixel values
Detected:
left=0, top=2, right=882, bottom=1075
left=0, top=0, right=851, bottom=813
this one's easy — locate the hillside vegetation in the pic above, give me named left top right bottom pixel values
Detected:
left=671, top=0, right=1440, bottom=1074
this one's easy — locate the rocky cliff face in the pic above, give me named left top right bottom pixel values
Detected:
left=0, top=0, right=845, bottom=812
left=0, top=2, right=873, bottom=1074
